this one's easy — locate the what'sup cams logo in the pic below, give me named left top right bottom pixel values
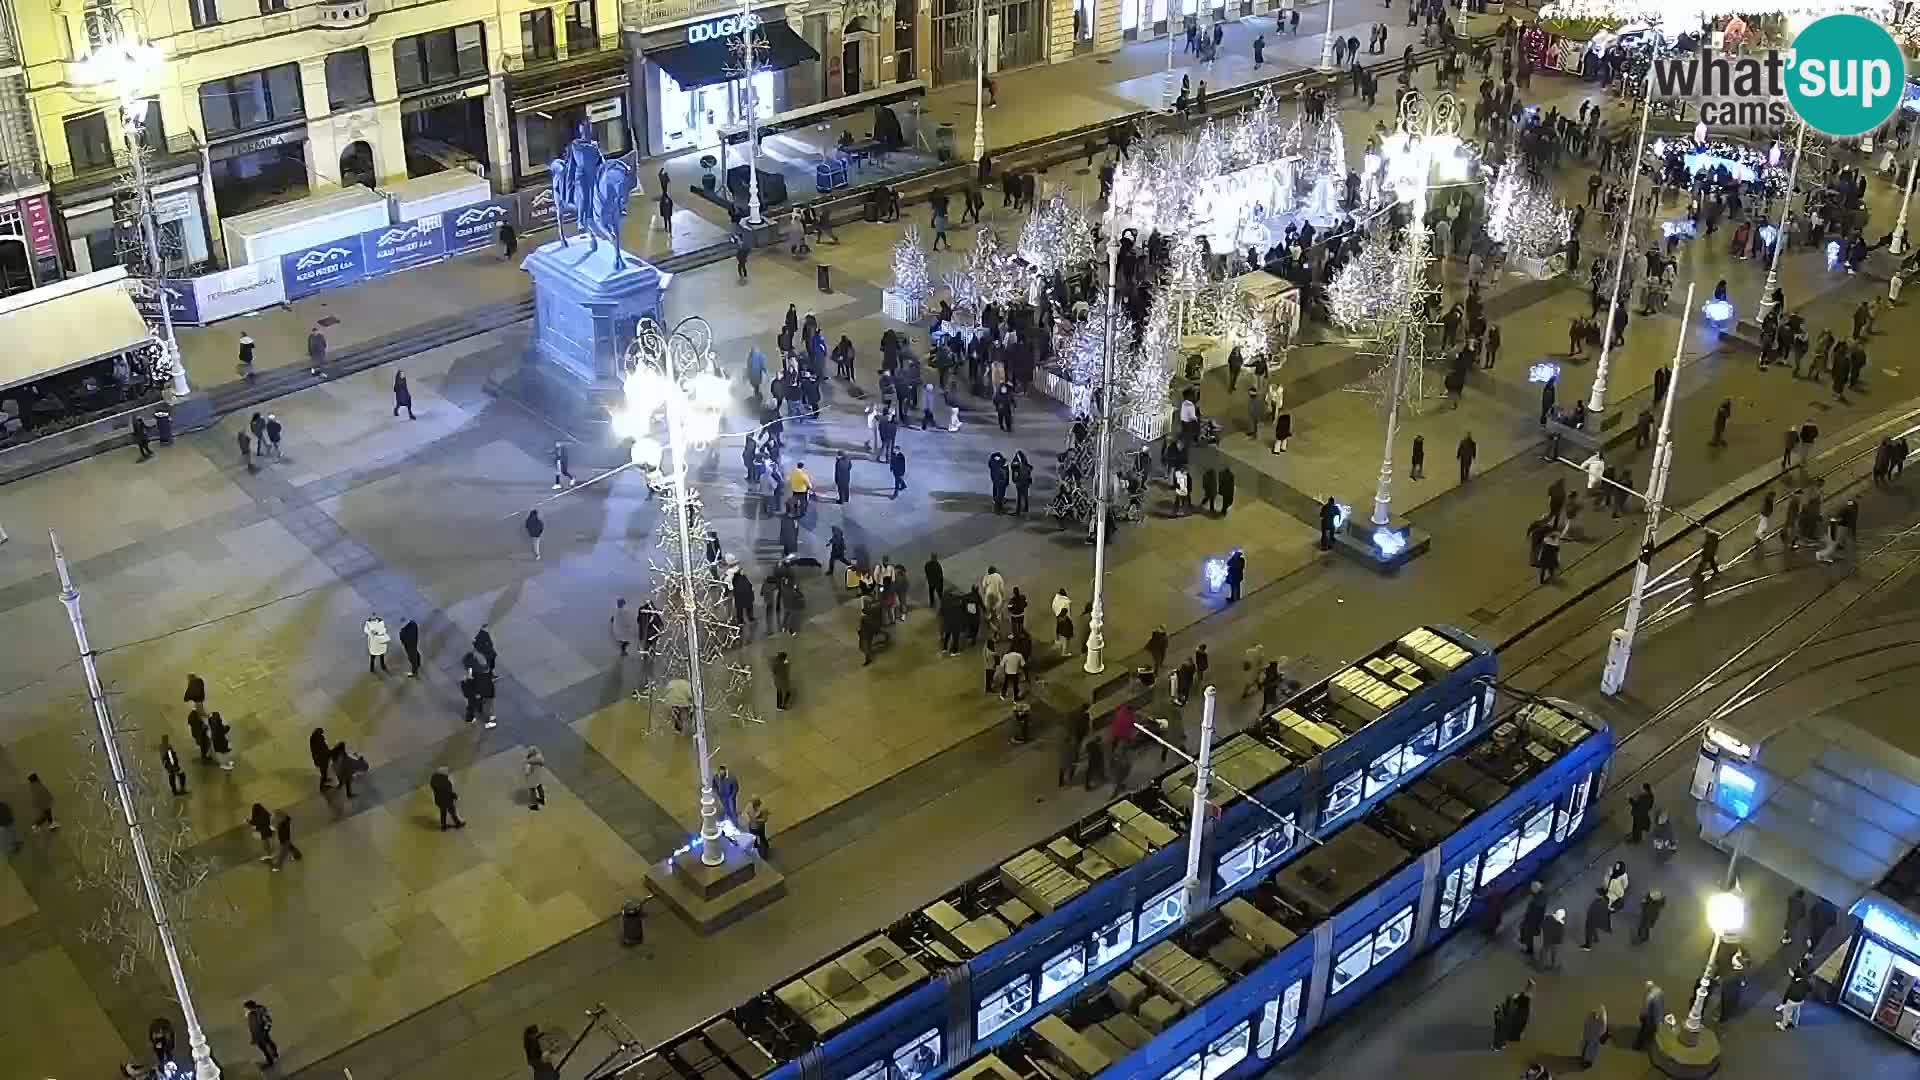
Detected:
left=1648, top=14, right=1907, bottom=137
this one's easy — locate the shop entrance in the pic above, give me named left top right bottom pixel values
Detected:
left=403, top=95, right=490, bottom=178
left=933, top=0, right=1044, bottom=86
left=842, top=38, right=862, bottom=96
left=209, top=143, right=311, bottom=218
left=340, top=141, right=376, bottom=189
left=656, top=70, right=775, bottom=155
left=0, top=236, right=30, bottom=296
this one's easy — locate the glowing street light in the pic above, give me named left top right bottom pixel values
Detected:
left=1682, top=889, right=1747, bottom=1043
left=613, top=316, right=732, bottom=867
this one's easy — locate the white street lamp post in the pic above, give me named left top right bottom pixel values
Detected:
left=1320, top=0, right=1337, bottom=71
left=1893, top=156, right=1918, bottom=257
left=1600, top=283, right=1691, bottom=698
left=1165, top=2, right=1179, bottom=109
left=52, top=531, right=221, bottom=1080
left=973, top=0, right=988, bottom=163
left=1084, top=230, right=1121, bottom=675
left=1755, top=121, right=1806, bottom=328
left=1683, top=891, right=1747, bottom=1044
left=617, top=319, right=730, bottom=867
left=1180, top=686, right=1218, bottom=920
left=739, top=0, right=765, bottom=227
left=1584, top=88, right=1654, bottom=422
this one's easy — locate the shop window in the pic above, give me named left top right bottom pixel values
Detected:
left=1137, top=882, right=1187, bottom=943
left=199, top=63, right=304, bottom=138
left=891, top=1029, right=940, bottom=1080
left=1436, top=867, right=1461, bottom=930
left=893, top=0, right=915, bottom=78
left=1517, top=805, right=1554, bottom=860
left=326, top=49, right=374, bottom=111
left=1403, top=722, right=1439, bottom=771
left=975, top=975, right=1034, bottom=1040
left=1202, top=1021, right=1250, bottom=1080
left=1372, top=906, right=1414, bottom=964
left=1329, top=937, right=1371, bottom=995
left=1090, top=910, right=1133, bottom=970
left=521, top=10, right=556, bottom=62
left=1439, top=699, right=1475, bottom=749
left=131, top=99, right=165, bottom=153
left=566, top=0, right=598, bottom=52
left=64, top=111, right=114, bottom=170
left=1039, top=943, right=1085, bottom=1003
left=1480, top=829, right=1520, bottom=886
left=1321, top=770, right=1363, bottom=824
left=395, top=23, right=487, bottom=92
left=1364, top=745, right=1404, bottom=799
left=1159, top=1053, right=1202, bottom=1080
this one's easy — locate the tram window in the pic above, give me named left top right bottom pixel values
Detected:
left=1039, top=943, right=1086, bottom=1003
left=1518, top=805, right=1554, bottom=859
left=1373, top=905, right=1414, bottom=963
left=1275, top=980, right=1302, bottom=1050
left=1560, top=771, right=1593, bottom=838
left=1403, top=722, right=1439, bottom=771
left=1459, top=854, right=1481, bottom=908
left=1160, top=1053, right=1202, bottom=1080
left=1364, top=745, right=1404, bottom=798
left=1138, top=882, right=1188, bottom=942
left=1439, top=699, right=1476, bottom=748
left=1090, top=910, right=1133, bottom=970
left=1203, top=1020, right=1252, bottom=1080
left=1437, top=867, right=1462, bottom=929
left=1255, top=996, right=1280, bottom=1058
left=976, top=975, right=1035, bottom=1040
left=1480, top=829, right=1520, bottom=885
left=892, top=1030, right=941, bottom=1080
left=1330, top=937, right=1372, bottom=994
left=1217, top=836, right=1261, bottom=891
left=848, top=1062, right=886, bottom=1080
left=1322, top=770, right=1364, bottom=823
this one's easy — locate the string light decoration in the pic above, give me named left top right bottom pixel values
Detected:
left=1537, top=0, right=1891, bottom=26
left=1018, top=195, right=1095, bottom=281
left=1329, top=226, right=1418, bottom=334
left=891, top=225, right=931, bottom=310
left=1484, top=163, right=1572, bottom=267
left=942, top=225, right=1028, bottom=320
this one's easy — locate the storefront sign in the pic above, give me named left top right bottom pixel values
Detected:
left=447, top=198, right=515, bottom=252
left=127, top=276, right=200, bottom=326
left=1861, top=900, right=1920, bottom=959
left=586, top=97, right=625, bottom=123
left=402, top=82, right=489, bottom=115
left=17, top=194, right=55, bottom=258
left=208, top=127, right=308, bottom=162
left=193, top=260, right=286, bottom=323
left=281, top=238, right=366, bottom=299
left=361, top=214, right=448, bottom=275
left=688, top=11, right=759, bottom=42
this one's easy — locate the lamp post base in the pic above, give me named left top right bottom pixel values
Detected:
left=1650, top=1022, right=1722, bottom=1078
left=1330, top=515, right=1432, bottom=573
left=644, top=842, right=787, bottom=934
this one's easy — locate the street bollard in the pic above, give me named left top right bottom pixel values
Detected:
left=621, top=898, right=646, bottom=945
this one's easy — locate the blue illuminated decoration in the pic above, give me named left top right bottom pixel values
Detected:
left=1661, top=219, right=1697, bottom=239
left=1702, top=299, right=1736, bottom=323
left=1331, top=501, right=1351, bottom=532
left=1372, top=528, right=1408, bottom=557
left=1826, top=240, right=1843, bottom=268
left=1527, top=361, right=1561, bottom=384
left=1856, top=899, right=1920, bottom=958
left=1714, top=762, right=1757, bottom=818
left=1205, top=558, right=1229, bottom=593
left=1759, top=224, right=1778, bottom=246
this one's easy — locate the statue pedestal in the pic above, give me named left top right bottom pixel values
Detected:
left=489, top=237, right=666, bottom=432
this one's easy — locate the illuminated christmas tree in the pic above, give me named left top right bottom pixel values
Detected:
left=1484, top=163, right=1572, bottom=266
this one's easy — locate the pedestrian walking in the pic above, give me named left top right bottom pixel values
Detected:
left=1782, top=888, right=1808, bottom=946
left=1604, top=861, right=1630, bottom=913
left=1540, top=907, right=1565, bottom=970
left=1410, top=434, right=1425, bottom=479
left=237, top=429, right=255, bottom=472
left=1776, top=967, right=1809, bottom=1029
left=1225, top=549, right=1245, bottom=603
left=307, top=324, right=327, bottom=376
left=1458, top=432, right=1478, bottom=483
left=260, top=414, right=281, bottom=460
left=1634, top=981, right=1665, bottom=1050
left=711, top=763, right=740, bottom=824
left=238, top=332, right=256, bottom=381
left=999, top=646, right=1026, bottom=700
left=1710, top=398, right=1732, bottom=446
left=891, top=447, right=908, bottom=496
left=499, top=220, right=518, bottom=258
left=208, top=711, right=235, bottom=770
left=245, top=1000, right=279, bottom=1068
left=474, top=624, right=498, bottom=671
left=1581, top=886, right=1608, bottom=948
left=1696, top=529, right=1722, bottom=579
left=1319, top=496, right=1340, bottom=550
left=430, top=766, right=466, bottom=829
left=393, top=371, right=416, bottom=419
left=835, top=451, right=853, bottom=504
left=1147, top=626, right=1170, bottom=672
left=1633, top=888, right=1666, bottom=944
left=553, top=442, right=575, bottom=489
left=524, top=746, right=549, bottom=811
left=1518, top=881, right=1546, bottom=956
left=364, top=612, right=391, bottom=673
left=1579, top=1004, right=1607, bottom=1068
left=160, top=735, right=187, bottom=796
left=249, top=802, right=276, bottom=861
left=1503, top=980, right=1534, bottom=1046
left=270, top=809, right=302, bottom=869
left=332, top=741, right=363, bottom=797
left=1627, top=782, right=1655, bottom=842
left=27, top=772, right=55, bottom=831
left=771, top=651, right=793, bottom=710
left=131, top=415, right=153, bottom=460
left=188, top=705, right=212, bottom=763
left=742, top=795, right=773, bottom=856
left=310, top=727, right=332, bottom=791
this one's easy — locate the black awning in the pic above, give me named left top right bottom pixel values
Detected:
left=650, top=20, right=819, bottom=90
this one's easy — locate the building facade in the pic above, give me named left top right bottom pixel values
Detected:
left=0, top=0, right=55, bottom=295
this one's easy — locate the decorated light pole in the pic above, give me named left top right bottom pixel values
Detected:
left=1084, top=225, right=1122, bottom=675
left=1584, top=88, right=1655, bottom=422
left=1320, top=0, right=1338, bottom=70
left=734, top=1, right=768, bottom=226
left=973, top=0, right=988, bottom=162
left=1164, top=3, right=1179, bottom=109
left=1755, top=120, right=1807, bottom=329
left=614, top=318, right=734, bottom=867
left=1892, top=155, right=1918, bottom=257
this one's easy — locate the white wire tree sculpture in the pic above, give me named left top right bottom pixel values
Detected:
left=891, top=225, right=932, bottom=312
left=1484, top=162, right=1572, bottom=275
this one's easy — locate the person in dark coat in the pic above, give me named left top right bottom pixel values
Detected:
left=188, top=707, right=212, bottom=763
left=1319, top=496, right=1341, bottom=550
left=309, top=727, right=333, bottom=791
left=208, top=711, right=234, bottom=770
left=184, top=672, right=207, bottom=713
left=249, top=802, right=275, bottom=860
left=393, top=372, right=415, bottom=419
left=988, top=451, right=1010, bottom=512
left=131, top=415, right=153, bottom=460
left=890, top=448, right=907, bottom=497
left=1582, top=886, right=1610, bottom=948
left=1200, top=467, right=1218, bottom=513
left=835, top=451, right=853, bottom=504
left=1225, top=549, right=1246, bottom=603
left=1628, top=782, right=1656, bottom=842
left=1540, top=907, right=1566, bottom=970
left=430, top=766, right=466, bottom=829
left=1504, top=980, right=1535, bottom=1045
left=1218, top=466, right=1236, bottom=513
left=771, top=651, right=793, bottom=709
left=1782, top=888, right=1808, bottom=946
left=1011, top=452, right=1033, bottom=514
left=1634, top=889, right=1667, bottom=944
left=1634, top=981, right=1666, bottom=1049
left=1518, top=881, right=1547, bottom=956
left=473, top=625, right=497, bottom=671
left=1146, top=627, right=1170, bottom=673
left=399, top=618, right=421, bottom=677
left=1458, top=432, right=1478, bottom=483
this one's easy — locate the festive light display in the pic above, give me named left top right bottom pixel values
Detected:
left=1484, top=163, right=1572, bottom=264
left=1538, top=0, right=1891, bottom=28
left=1019, top=195, right=1095, bottom=281
left=1330, top=227, right=1419, bottom=333
left=891, top=225, right=930, bottom=308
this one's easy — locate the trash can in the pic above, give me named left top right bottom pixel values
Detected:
left=154, top=409, right=174, bottom=445
left=936, top=123, right=957, bottom=162
left=817, top=264, right=832, bottom=293
left=621, top=899, right=646, bottom=945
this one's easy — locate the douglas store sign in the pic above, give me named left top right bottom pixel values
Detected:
left=687, top=11, right=759, bottom=42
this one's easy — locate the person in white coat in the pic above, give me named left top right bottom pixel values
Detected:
left=363, top=614, right=391, bottom=675
left=524, top=746, right=548, bottom=811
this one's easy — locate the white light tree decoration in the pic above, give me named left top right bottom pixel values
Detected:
left=614, top=317, right=756, bottom=866
left=890, top=225, right=931, bottom=312
left=1019, top=194, right=1095, bottom=282
left=1484, top=163, right=1572, bottom=274
left=942, top=225, right=1027, bottom=322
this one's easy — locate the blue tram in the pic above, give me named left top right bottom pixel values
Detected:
left=614, top=627, right=1509, bottom=1080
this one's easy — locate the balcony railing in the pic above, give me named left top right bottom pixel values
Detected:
left=49, top=131, right=199, bottom=186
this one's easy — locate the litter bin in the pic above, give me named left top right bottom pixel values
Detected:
left=817, top=264, right=832, bottom=293
left=621, top=898, right=646, bottom=945
left=936, top=123, right=957, bottom=162
left=154, top=409, right=174, bottom=445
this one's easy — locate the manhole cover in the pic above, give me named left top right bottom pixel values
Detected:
left=317, top=315, right=342, bottom=327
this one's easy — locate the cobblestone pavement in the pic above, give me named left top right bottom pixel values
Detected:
left=2, top=8, right=1919, bottom=1080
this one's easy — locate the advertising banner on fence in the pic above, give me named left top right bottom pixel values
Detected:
left=362, top=215, right=447, bottom=275
left=128, top=276, right=200, bottom=326
left=281, top=238, right=367, bottom=300
left=447, top=198, right=515, bottom=253
left=194, top=260, right=286, bottom=323
left=519, top=184, right=565, bottom=233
